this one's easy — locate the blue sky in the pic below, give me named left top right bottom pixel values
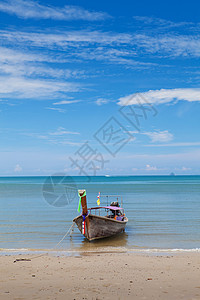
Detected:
left=0, top=0, right=200, bottom=176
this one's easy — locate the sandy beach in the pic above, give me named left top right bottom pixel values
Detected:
left=0, top=251, right=200, bottom=300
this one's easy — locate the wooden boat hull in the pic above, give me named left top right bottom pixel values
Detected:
left=73, top=214, right=128, bottom=241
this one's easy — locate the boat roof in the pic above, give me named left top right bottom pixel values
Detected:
left=89, top=206, right=124, bottom=210
left=103, top=206, right=124, bottom=210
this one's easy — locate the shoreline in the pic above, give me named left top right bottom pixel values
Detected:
left=1, top=246, right=200, bottom=257
left=0, top=252, right=200, bottom=300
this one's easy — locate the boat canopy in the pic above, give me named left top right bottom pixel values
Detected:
left=102, top=206, right=124, bottom=210
left=89, top=206, right=124, bottom=211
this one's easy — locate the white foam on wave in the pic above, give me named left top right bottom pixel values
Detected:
left=1, top=247, right=200, bottom=256
left=0, top=248, right=29, bottom=252
left=170, top=248, right=200, bottom=252
left=128, top=248, right=200, bottom=253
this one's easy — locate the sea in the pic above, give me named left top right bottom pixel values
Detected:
left=0, top=175, right=200, bottom=255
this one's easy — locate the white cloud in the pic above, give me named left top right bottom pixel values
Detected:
left=46, top=107, right=65, bottom=113
left=0, top=30, right=132, bottom=48
left=14, top=164, right=22, bottom=172
left=0, top=46, right=50, bottom=63
left=0, top=0, right=109, bottom=21
left=95, top=98, right=109, bottom=106
left=181, top=166, right=192, bottom=171
left=118, top=88, right=200, bottom=106
left=0, top=30, right=153, bottom=68
left=2, top=28, right=200, bottom=60
left=0, top=46, right=86, bottom=78
left=23, top=66, right=74, bottom=79
left=49, top=127, right=80, bottom=136
left=53, top=100, right=81, bottom=105
left=22, top=127, right=81, bottom=147
left=75, top=46, right=151, bottom=67
left=132, top=167, right=138, bottom=171
left=0, top=30, right=153, bottom=69
left=126, top=149, right=200, bottom=163
left=133, top=16, right=193, bottom=30
left=173, top=166, right=192, bottom=172
left=145, top=164, right=157, bottom=171
left=0, top=62, right=84, bottom=80
left=0, top=76, right=80, bottom=99
left=0, top=46, right=87, bottom=101
left=133, top=33, right=200, bottom=57
left=146, top=142, right=200, bottom=147
left=144, top=130, right=174, bottom=143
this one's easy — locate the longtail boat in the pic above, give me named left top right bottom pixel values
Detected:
left=73, top=190, right=128, bottom=241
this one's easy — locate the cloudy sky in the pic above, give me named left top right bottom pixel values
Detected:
left=0, top=0, right=200, bottom=176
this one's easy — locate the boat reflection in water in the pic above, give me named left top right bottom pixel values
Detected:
left=78, top=231, right=128, bottom=252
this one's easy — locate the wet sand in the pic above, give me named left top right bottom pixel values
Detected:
left=0, top=252, right=200, bottom=300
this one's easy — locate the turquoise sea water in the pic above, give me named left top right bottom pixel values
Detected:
left=0, top=175, right=200, bottom=253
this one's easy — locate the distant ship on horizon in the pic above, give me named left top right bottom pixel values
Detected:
left=169, top=172, right=176, bottom=176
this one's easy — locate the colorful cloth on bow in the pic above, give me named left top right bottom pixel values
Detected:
left=78, top=190, right=86, bottom=213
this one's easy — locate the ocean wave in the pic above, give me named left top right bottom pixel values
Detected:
left=1, top=247, right=200, bottom=256
left=128, top=248, right=200, bottom=253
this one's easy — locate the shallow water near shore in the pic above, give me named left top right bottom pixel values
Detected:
left=0, top=175, right=200, bottom=253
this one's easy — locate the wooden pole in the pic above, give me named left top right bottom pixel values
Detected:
left=78, top=190, right=90, bottom=239
left=78, top=189, right=87, bottom=214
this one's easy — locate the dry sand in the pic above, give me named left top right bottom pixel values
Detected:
left=0, top=251, right=200, bottom=300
